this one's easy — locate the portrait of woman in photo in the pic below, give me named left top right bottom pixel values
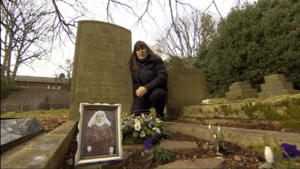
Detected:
left=129, top=41, right=168, bottom=119
left=84, top=111, right=115, bottom=157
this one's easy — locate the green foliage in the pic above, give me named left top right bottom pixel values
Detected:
left=193, top=0, right=300, bottom=98
left=150, top=147, right=174, bottom=163
left=164, top=55, right=187, bottom=68
left=161, top=131, right=173, bottom=139
left=1, top=77, right=24, bottom=99
left=132, top=132, right=139, bottom=138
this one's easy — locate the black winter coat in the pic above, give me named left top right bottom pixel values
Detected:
left=130, top=54, right=168, bottom=97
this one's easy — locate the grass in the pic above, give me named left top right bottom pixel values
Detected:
left=1, top=108, right=70, bottom=123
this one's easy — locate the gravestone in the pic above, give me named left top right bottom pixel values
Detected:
left=225, top=82, right=258, bottom=100
left=69, top=21, right=133, bottom=121
left=258, top=74, right=300, bottom=98
left=166, top=66, right=208, bottom=116
left=1, top=118, right=45, bottom=153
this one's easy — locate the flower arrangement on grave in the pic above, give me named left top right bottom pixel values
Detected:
left=121, top=112, right=171, bottom=146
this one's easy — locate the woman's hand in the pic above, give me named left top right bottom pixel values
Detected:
left=136, top=86, right=148, bottom=97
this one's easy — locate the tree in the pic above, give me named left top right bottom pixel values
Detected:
left=194, top=0, right=300, bottom=98
left=54, top=58, right=73, bottom=89
left=1, top=0, right=247, bottom=83
left=1, top=0, right=88, bottom=82
left=154, top=12, right=218, bottom=68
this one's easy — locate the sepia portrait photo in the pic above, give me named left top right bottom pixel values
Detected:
left=75, top=103, right=123, bottom=166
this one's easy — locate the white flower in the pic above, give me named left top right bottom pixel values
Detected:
left=141, top=113, right=145, bottom=118
left=121, top=124, right=125, bottom=130
left=140, top=130, right=146, bottom=138
left=152, top=127, right=161, bottom=134
left=134, top=122, right=141, bottom=131
left=218, top=126, right=221, bottom=131
left=208, top=124, right=211, bottom=130
left=144, top=117, right=151, bottom=122
left=214, top=134, right=216, bottom=138
left=264, top=146, right=274, bottom=164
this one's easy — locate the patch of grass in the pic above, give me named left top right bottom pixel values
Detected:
left=0, top=109, right=70, bottom=122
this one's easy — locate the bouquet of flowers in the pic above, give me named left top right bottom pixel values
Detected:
left=121, top=112, right=167, bottom=149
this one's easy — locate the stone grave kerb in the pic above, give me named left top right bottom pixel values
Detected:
left=69, top=21, right=133, bottom=122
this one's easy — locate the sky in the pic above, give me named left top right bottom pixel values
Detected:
left=13, top=0, right=257, bottom=78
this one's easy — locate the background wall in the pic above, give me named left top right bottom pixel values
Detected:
left=1, top=89, right=70, bottom=113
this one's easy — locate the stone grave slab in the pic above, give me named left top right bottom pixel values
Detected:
left=155, top=157, right=225, bottom=169
left=258, top=74, right=300, bottom=98
left=1, top=118, right=45, bottom=153
left=226, top=82, right=257, bottom=100
left=158, top=140, right=199, bottom=150
left=69, top=21, right=133, bottom=121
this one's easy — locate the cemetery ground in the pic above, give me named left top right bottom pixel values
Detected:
left=1, top=95, right=300, bottom=169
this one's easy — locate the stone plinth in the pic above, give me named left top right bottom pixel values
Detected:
left=258, top=74, right=300, bottom=98
left=226, top=82, right=257, bottom=100
left=166, top=66, right=208, bottom=116
left=69, top=21, right=133, bottom=121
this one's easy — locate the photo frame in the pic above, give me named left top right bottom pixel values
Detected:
left=75, top=103, right=123, bottom=166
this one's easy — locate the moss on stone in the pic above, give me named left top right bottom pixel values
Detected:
left=218, top=105, right=238, bottom=116
left=214, top=107, right=219, bottom=112
left=239, top=97, right=300, bottom=129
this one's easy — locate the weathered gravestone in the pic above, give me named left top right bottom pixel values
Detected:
left=166, top=66, right=208, bottom=116
left=225, top=82, right=258, bottom=100
left=1, top=118, right=45, bottom=153
left=69, top=21, right=133, bottom=121
left=258, top=74, right=300, bottom=98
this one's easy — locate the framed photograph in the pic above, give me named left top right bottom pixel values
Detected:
left=75, top=103, right=123, bottom=166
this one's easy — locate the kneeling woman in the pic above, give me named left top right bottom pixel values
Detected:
left=129, top=41, right=168, bottom=119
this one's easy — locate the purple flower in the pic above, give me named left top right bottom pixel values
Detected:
left=281, top=143, right=300, bottom=159
left=144, top=138, right=153, bottom=150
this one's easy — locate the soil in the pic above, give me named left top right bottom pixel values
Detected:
left=166, top=118, right=300, bottom=134
left=59, top=128, right=269, bottom=169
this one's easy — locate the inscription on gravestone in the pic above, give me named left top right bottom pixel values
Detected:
left=70, top=21, right=133, bottom=121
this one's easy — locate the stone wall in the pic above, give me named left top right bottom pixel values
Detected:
left=1, top=89, right=70, bottom=113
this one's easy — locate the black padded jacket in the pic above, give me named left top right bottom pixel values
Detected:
left=130, top=54, right=168, bottom=97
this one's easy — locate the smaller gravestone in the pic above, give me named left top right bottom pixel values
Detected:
left=258, top=74, right=300, bottom=98
left=166, top=66, right=208, bottom=116
left=1, top=118, right=45, bottom=153
left=225, top=82, right=258, bottom=100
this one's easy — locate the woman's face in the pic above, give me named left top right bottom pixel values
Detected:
left=136, top=47, right=148, bottom=61
left=96, top=114, right=103, bottom=123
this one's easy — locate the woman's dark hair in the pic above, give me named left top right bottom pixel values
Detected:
left=129, top=41, right=155, bottom=72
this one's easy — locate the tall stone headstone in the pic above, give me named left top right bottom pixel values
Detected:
left=166, top=66, right=208, bottom=116
left=225, top=82, right=258, bottom=100
left=70, top=21, right=133, bottom=121
left=258, top=74, right=300, bottom=98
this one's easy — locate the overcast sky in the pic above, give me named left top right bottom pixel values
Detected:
left=14, top=0, right=257, bottom=78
